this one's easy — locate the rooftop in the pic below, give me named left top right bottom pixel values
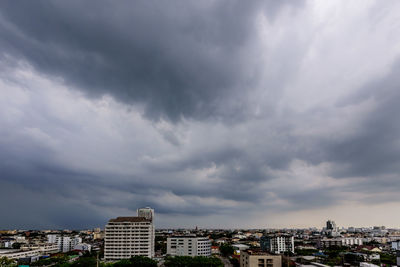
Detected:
left=108, top=217, right=151, bottom=223
left=243, top=249, right=277, bottom=256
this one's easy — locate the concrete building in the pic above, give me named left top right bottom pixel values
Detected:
left=392, top=240, right=400, bottom=250
left=260, top=235, right=294, bottom=254
left=167, top=236, right=211, bottom=257
left=93, top=232, right=105, bottom=240
left=73, top=243, right=92, bottom=252
left=326, top=220, right=337, bottom=230
left=318, top=238, right=342, bottom=248
left=104, top=208, right=155, bottom=261
left=0, top=244, right=59, bottom=260
left=47, top=235, right=82, bottom=252
left=233, top=243, right=250, bottom=254
left=397, top=251, right=400, bottom=267
left=240, top=249, right=282, bottom=267
left=342, top=238, right=363, bottom=246
left=21, top=243, right=59, bottom=254
left=318, top=238, right=363, bottom=248
left=137, top=207, right=154, bottom=220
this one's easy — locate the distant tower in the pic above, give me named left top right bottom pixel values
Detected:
left=326, top=220, right=336, bottom=230
left=137, top=207, right=155, bottom=221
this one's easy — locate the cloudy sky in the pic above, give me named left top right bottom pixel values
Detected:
left=1, top=0, right=400, bottom=229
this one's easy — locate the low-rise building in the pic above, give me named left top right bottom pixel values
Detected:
left=47, top=235, right=82, bottom=252
left=73, top=243, right=92, bottom=252
left=240, top=249, right=281, bottom=267
left=21, top=243, right=59, bottom=254
left=167, top=236, right=211, bottom=257
left=318, top=238, right=342, bottom=248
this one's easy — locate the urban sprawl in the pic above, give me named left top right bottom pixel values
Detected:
left=1, top=208, right=399, bottom=267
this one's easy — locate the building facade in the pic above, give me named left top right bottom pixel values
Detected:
left=47, top=235, right=82, bottom=252
left=318, top=238, right=363, bottom=248
left=104, top=208, right=155, bottom=261
left=240, top=250, right=282, bottom=267
left=167, top=236, right=211, bottom=257
left=260, top=235, right=294, bottom=254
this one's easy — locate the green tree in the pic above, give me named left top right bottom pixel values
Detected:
left=380, top=253, right=396, bottom=265
left=113, top=259, right=132, bottom=267
left=70, top=257, right=97, bottom=267
left=219, top=244, right=234, bottom=257
left=164, top=256, right=223, bottom=267
left=155, top=236, right=167, bottom=255
left=0, top=256, right=16, bottom=267
left=229, top=257, right=240, bottom=267
left=11, top=243, right=21, bottom=249
left=113, top=256, right=157, bottom=267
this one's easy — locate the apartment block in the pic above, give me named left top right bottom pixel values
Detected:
left=47, top=235, right=82, bottom=252
left=104, top=208, right=155, bottom=260
left=167, top=236, right=211, bottom=256
left=260, top=235, right=294, bottom=254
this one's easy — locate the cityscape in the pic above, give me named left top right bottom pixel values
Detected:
left=2, top=0, right=400, bottom=267
left=1, top=208, right=400, bottom=266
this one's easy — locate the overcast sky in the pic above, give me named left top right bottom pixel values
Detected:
left=1, top=0, right=400, bottom=229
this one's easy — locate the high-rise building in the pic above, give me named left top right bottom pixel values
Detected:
left=260, top=235, right=294, bottom=254
left=326, top=220, right=337, bottom=230
left=167, top=236, right=211, bottom=257
left=104, top=208, right=155, bottom=261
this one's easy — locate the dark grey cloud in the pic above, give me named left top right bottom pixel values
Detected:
left=323, top=61, right=400, bottom=179
left=0, top=0, right=302, bottom=122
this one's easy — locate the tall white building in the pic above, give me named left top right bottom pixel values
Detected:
left=167, top=236, right=211, bottom=257
left=104, top=208, right=155, bottom=261
left=260, top=235, right=294, bottom=254
left=47, top=235, right=82, bottom=252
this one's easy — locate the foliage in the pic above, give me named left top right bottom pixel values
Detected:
left=219, top=244, right=234, bottom=257
left=343, top=253, right=363, bottom=265
left=11, top=243, right=21, bottom=249
left=155, top=236, right=167, bottom=254
left=164, top=256, right=223, bottom=267
left=113, top=256, right=157, bottom=267
left=229, top=257, right=240, bottom=267
left=32, top=254, right=70, bottom=266
left=379, top=252, right=396, bottom=265
left=113, top=259, right=133, bottom=267
left=323, top=246, right=348, bottom=258
left=69, top=256, right=97, bottom=267
left=0, top=256, right=16, bottom=267
left=323, top=256, right=342, bottom=266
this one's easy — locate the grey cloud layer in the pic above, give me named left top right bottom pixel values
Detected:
left=0, top=0, right=302, bottom=121
left=1, top=1, right=400, bottom=228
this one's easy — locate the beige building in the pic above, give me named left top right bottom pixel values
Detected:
left=104, top=208, right=155, bottom=261
left=240, top=250, right=282, bottom=267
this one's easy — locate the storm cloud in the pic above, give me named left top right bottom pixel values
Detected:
left=1, top=0, right=400, bottom=229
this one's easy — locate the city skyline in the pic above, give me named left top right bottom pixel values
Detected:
left=2, top=0, right=400, bottom=229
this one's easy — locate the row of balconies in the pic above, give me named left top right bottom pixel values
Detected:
left=105, top=235, right=150, bottom=237
left=105, top=252, right=149, bottom=254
